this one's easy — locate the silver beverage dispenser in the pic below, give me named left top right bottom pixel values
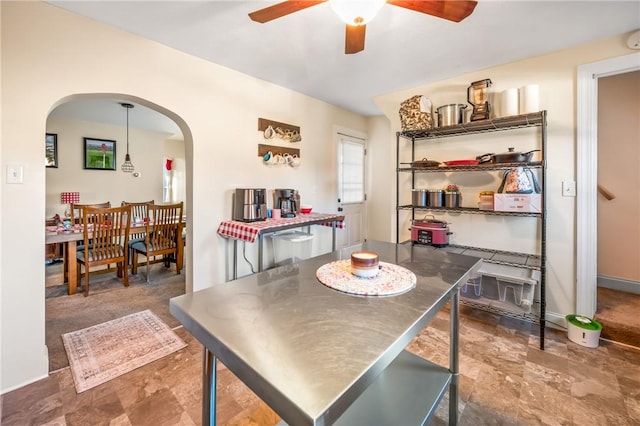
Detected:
left=233, top=188, right=267, bottom=222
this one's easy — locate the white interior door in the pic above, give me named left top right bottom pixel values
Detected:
left=337, top=133, right=366, bottom=248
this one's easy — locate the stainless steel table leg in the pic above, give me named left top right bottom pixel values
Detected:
left=332, top=221, right=337, bottom=251
left=449, top=289, right=460, bottom=425
left=258, top=234, right=264, bottom=272
left=203, top=349, right=217, bottom=426
left=233, top=239, right=238, bottom=280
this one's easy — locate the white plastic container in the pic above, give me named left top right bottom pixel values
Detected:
left=477, top=263, right=540, bottom=313
left=461, top=276, right=482, bottom=299
left=271, top=231, right=314, bottom=266
left=566, top=315, right=602, bottom=348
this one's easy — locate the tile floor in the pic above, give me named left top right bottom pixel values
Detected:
left=2, top=304, right=639, bottom=425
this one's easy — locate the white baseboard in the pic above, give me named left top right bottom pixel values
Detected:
left=598, top=275, right=640, bottom=295
left=545, top=311, right=568, bottom=331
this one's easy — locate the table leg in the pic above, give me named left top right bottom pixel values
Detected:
left=449, top=289, right=460, bottom=425
left=233, top=239, right=238, bottom=280
left=63, top=242, right=69, bottom=283
left=67, top=241, right=78, bottom=295
left=258, top=234, right=264, bottom=272
left=202, top=348, right=217, bottom=426
left=331, top=221, right=337, bottom=251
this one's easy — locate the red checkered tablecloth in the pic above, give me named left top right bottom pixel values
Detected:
left=217, top=213, right=345, bottom=243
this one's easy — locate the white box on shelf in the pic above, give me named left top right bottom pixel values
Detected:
left=493, top=194, right=541, bottom=213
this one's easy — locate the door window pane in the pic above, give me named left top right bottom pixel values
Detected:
left=339, top=140, right=364, bottom=204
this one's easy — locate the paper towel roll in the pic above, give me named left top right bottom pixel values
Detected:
left=501, top=88, right=519, bottom=117
left=519, top=84, right=539, bottom=114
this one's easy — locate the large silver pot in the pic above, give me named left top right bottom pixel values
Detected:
left=437, top=104, right=467, bottom=127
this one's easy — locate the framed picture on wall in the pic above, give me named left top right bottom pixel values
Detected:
left=45, top=133, right=58, bottom=168
left=83, top=137, right=116, bottom=170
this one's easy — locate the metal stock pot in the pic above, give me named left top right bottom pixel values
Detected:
left=436, top=104, right=467, bottom=127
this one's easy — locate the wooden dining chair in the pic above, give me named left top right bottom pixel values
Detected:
left=121, top=200, right=154, bottom=265
left=121, top=200, right=154, bottom=222
left=70, top=202, right=111, bottom=225
left=63, top=202, right=113, bottom=282
left=131, top=202, right=183, bottom=283
left=76, top=205, right=131, bottom=297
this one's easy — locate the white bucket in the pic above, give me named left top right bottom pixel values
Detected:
left=566, top=314, right=602, bottom=348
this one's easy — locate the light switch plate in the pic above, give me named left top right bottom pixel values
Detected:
left=562, top=180, right=576, bottom=197
left=6, top=165, right=24, bottom=184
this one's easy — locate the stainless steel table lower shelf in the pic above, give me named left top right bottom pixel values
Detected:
left=277, top=350, right=454, bottom=426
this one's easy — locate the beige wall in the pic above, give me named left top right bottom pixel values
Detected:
left=1, top=1, right=367, bottom=392
left=597, top=71, right=640, bottom=282
left=45, top=116, right=185, bottom=217
left=372, top=33, right=637, bottom=323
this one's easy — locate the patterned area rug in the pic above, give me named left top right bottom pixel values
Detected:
left=62, top=309, right=187, bottom=393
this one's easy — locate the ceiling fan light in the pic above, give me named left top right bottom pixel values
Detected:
left=330, top=0, right=385, bottom=25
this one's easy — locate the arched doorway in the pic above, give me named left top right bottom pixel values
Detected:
left=44, top=93, right=193, bottom=372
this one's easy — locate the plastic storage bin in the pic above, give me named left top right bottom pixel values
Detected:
left=271, top=231, right=314, bottom=266
left=477, top=263, right=540, bottom=313
left=461, top=276, right=482, bottom=299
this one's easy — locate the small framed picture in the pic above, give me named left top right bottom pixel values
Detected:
left=83, top=137, right=116, bottom=170
left=45, top=133, right=58, bottom=168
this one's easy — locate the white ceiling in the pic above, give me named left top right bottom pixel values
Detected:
left=47, top=0, right=639, bottom=126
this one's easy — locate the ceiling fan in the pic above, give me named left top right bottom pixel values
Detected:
left=249, top=0, right=477, bottom=54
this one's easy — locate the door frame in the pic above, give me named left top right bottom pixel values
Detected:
left=576, top=52, right=640, bottom=316
left=335, top=126, right=368, bottom=247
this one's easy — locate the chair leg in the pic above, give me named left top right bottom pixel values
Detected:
left=77, top=261, right=82, bottom=296
left=128, top=247, right=134, bottom=271
left=145, top=256, right=151, bottom=284
left=122, top=261, right=129, bottom=287
left=132, top=251, right=138, bottom=275
left=83, top=264, right=90, bottom=297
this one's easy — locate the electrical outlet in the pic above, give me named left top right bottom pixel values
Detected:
left=562, top=180, right=576, bottom=197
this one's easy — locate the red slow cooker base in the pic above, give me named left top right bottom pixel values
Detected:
left=411, top=224, right=450, bottom=247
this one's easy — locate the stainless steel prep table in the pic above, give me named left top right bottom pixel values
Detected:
left=170, top=240, right=481, bottom=425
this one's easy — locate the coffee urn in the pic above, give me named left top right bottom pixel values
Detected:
left=233, top=188, right=267, bottom=222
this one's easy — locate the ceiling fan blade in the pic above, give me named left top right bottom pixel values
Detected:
left=249, top=0, right=327, bottom=23
left=387, top=0, right=477, bottom=23
left=345, top=24, right=366, bottom=54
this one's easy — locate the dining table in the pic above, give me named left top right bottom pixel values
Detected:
left=217, top=212, right=345, bottom=279
left=45, top=218, right=185, bottom=295
left=170, top=240, right=482, bottom=425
